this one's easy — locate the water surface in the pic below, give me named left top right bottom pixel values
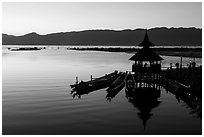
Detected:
left=2, top=48, right=202, bottom=135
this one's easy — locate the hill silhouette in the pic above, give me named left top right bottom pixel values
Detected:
left=2, top=27, right=202, bottom=46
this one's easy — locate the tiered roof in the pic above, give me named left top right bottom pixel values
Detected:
left=129, top=30, right=163, bottom=61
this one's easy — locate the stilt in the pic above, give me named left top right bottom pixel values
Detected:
left=76, top=76, right=78, bottom=84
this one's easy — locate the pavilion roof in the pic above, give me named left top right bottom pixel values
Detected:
left=129, top=30, right=163, bottom=61
left=129, top=48, right=163, bottom=61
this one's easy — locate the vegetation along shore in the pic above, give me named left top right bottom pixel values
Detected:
left=68, top=47, right=202, bottom=58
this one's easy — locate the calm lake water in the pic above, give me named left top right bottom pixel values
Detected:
left=2, top=47, right=202, bottom=135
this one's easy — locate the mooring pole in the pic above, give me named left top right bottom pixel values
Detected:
left=193, top=57, right=196, bottom=62
left=76, top=76, right=78, bottom=84
left=180, top=56, right=182, bottom=68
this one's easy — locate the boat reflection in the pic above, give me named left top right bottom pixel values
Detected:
left=105, top=85, right=124, bottom=101
left=125, top=87, right=161, bottom=129
left=164, top=86, right=202, bottom=119
left=106, top=72, right=126, bottom=101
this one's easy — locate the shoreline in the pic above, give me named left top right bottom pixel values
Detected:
left=68, top=47, right=202, bottom=58
left=4, top=46, right=202, bottom=58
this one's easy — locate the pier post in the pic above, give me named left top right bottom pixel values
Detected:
left=76, top=76, right=78, bottom=84
left=180, top=56, right=183, bottom=69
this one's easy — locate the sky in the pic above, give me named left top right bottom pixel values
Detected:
left=2, top=2, right=202, bottom=36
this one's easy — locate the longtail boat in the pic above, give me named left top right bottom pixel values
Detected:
left=70, top=71, right=119, bottom=98
left=106, top=72, right=125, bottom=92
left=71, top=71, right=118, bottom=88
left=164, top=79, right=191, bottom=94
left=163, top=79, right=201, bottom=118
left=106, top=72, right=126, bottom=100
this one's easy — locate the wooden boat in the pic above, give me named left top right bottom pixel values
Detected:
left=125, top=72, right=136, bottom=93
left=106, top=72, right=126, bottom=100
left=106, top=72, right=125, bottom=92
left=70, top=71, right=118, bottom=88
left=164, top=79, right=191, bottom=94
left=164, top=79, right=201, bottom=118
left=70, top=71, right=119, bottom=97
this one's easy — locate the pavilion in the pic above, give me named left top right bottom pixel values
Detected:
left=129, top=30, right=163, bottom=88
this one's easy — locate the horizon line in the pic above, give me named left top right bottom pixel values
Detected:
left=3, top=26, right=202, bottom=36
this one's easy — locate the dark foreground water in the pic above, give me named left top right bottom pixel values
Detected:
left=2, top=47, right=202, bottom=135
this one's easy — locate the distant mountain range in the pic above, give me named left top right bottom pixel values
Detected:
left=2, top=27, right=202, bottom=46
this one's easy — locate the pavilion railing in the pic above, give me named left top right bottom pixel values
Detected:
left=132, top=64, right=161, bottom=73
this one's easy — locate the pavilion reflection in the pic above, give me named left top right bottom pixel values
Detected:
left=125, top=87, right=161, bottom=129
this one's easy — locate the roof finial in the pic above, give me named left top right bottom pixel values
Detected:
left=138, top=28, right=154, bottom=48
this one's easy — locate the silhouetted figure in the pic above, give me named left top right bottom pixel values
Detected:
left=175, top=63, right=179, bottom=69
left=170, top=63, right=173, bottom=70
left=192, top=62, right=196, bottom=68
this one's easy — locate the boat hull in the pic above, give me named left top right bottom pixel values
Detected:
left=70, top=71, right=119, bottom=97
